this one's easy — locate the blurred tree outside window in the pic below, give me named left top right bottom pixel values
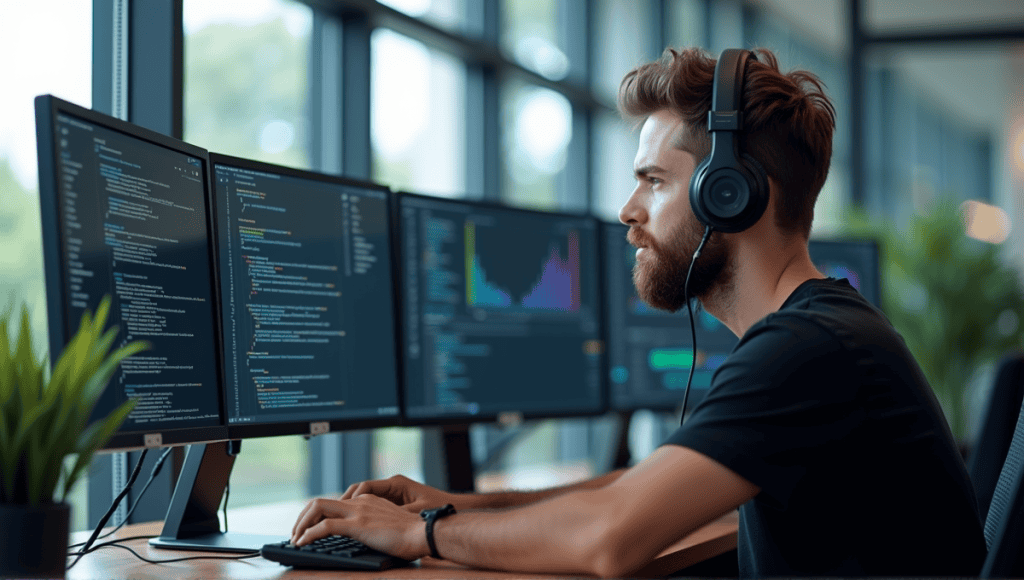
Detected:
left=184, top=0, right=312, bottom=170
left=183, top=0, right=313, bottom=509
left=502, top=0, right=569, bottom=81
left=0, top=1, right=92, bottom=531
left=501, top=79, right=572, bottom=211
left=371, top=29, right=467, bottom=197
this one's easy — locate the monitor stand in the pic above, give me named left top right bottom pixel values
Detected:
left=611, top=410, right=635, bottom=470
left=149, top=440, right=281, bottom=553
left=441, top=424, right=476, bottom=493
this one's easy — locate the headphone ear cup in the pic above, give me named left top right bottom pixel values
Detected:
left=689, top=152, right=770, bottom=233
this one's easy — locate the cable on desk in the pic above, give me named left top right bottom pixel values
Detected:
left=91, top=540, right=260, bottom=564
left=67, top=534, right=260, bottom=565
left=66, top=534, right=157, bottom=570
left=68, top=447, right=174, bottom=551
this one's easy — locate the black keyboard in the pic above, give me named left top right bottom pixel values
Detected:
left=260, top=535, right=411, bottom=571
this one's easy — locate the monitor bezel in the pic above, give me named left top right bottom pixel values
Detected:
left=34, top=94, right=230, bottom=451
left=394, top=191, right=609, bottom=426
left=207, top=153, right=404, bottom=440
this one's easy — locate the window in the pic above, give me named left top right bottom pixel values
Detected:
left=1, top=1, right=92, bottom=531
left=864, top=46, right=1006, bottom=224
left=501, top=79, right=572, bottom=210
left=372, top=427, right=424, bottom=483
left=378, top=0, right=466, bottom=33
left=502, top=0, right=570, bottom=81
left=371, top=29, right=467, bottom=196
left=183, top=0, right=312, bottom=169
left=592, top=0, right=658, bottom=103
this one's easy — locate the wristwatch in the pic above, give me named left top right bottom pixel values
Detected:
left=420, top=504, right=457, bottom=559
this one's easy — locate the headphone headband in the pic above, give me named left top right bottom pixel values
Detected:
left=709, top=49, right=755, bottom=133
left=688, top=48, right=769, bottom=234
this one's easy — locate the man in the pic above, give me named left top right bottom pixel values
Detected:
left=290, top=47, right=986, bottom=577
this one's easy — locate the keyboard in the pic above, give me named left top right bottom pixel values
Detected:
left=260, top=535, right=411, bottom=571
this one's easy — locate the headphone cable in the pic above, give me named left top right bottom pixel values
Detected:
left=681, top=226, right=714, bottom=425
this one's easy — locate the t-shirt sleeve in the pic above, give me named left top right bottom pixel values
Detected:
left=662, top=314, right=863, bottom=509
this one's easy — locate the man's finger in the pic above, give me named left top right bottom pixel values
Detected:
left=291, top=499, right=342, bottom=544
left=291, top=499, right=318, bottom=539
left=296, top=518, right=343, bottom=547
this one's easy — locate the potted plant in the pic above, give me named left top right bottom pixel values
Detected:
left=0, top=296, right=147, bottom=579
left=844, top=201, right=1024, bottom=441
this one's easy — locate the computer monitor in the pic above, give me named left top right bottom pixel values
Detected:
left=209, top=153, right=401, bottom=440
left=604, top=222, right=883, bottom=412
left=398, top=193, right=605, bottom=423
left=147, top=157, right=405, bottom=553
left=35, top=95, right=228, bottom=450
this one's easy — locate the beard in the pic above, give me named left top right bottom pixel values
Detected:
left=628, top=217, right=732, bottom=313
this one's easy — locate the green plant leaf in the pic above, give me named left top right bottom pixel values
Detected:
left=64, top=397, right=137, bottom=501
left=2, top=294, right=148, bottom=505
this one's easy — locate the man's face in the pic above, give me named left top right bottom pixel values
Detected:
left=618, top=109, right=732, bottom=312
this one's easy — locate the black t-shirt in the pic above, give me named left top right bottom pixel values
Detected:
left=664, top=278, right=986, bottom=577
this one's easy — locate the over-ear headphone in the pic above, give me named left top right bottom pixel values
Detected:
left=688, top=49, right=770, bottom=234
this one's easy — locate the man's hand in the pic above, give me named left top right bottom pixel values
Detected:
left=338, top=474, right=457, bottom=512
left=289, top=494, right=429, bottom=561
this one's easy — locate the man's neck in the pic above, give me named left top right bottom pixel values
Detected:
left=701, top=237, right=824, bottom=339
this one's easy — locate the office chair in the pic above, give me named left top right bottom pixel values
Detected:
left=969, top=352, right=1024, bottom=520
left=980, top=392, right=1024, bottom=578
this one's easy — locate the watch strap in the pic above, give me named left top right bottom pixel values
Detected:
left=420, top=504, right=456, bottom=559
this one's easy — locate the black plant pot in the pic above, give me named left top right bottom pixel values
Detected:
left=0, top=502, right=70, bottom=579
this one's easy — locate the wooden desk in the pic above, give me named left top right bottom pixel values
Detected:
left=66, top=502, right=738, bottom=579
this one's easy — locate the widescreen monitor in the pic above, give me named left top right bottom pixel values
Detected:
left=398, top=193, right=605, bottom=423
left=209, top=154, right=401, bottom=439
left=604, top=222, right=883, bottom=412
left=35, top=95, right=228, bottom=450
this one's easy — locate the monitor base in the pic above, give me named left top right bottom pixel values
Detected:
left=149, top=532, right=281, bottom=553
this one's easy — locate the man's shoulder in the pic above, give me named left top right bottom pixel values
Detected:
left=715, top=280, right=884, bottom=393
left=740, top=277, right=893, bottom=356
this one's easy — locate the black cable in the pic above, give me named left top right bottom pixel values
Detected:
left=70, top=535, right=259, bottom=564
left=68, top=447, right=174, bottom=550
left=67, top=449, right=149, bottom=569
left=101, top=541, right=260, bottom=564
left=222, top=482, right=230, bottom=533
left=681, top=226, right=714, bottom=425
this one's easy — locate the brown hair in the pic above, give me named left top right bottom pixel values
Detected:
left=618, top=47, right=836, bottom=239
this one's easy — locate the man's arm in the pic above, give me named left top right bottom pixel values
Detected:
left=429, top=445, right=758, bottom=577
left=293, top=445, right=758, bottom=578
